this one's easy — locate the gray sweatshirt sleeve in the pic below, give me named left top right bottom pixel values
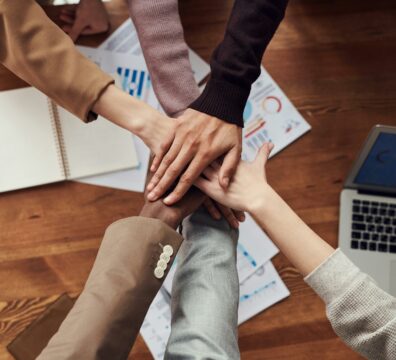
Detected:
left=305, top=249, right=396, bottom=360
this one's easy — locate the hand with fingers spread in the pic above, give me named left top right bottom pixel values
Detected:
left=195, top=143, right=274, bottom=212
left=146, top=108, right=242, bottom=205
left=59, top=0, right=110, bottom=42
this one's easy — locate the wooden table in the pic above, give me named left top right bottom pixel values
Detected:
left=1, top=0, right=395, bottom=358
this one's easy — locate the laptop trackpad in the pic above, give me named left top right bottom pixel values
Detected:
left=390, top=261, right=396, bottom=296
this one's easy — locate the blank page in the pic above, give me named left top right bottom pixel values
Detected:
left=0, top=88, right=64, bottom=193
left=57, top=107, right=138, bottom=179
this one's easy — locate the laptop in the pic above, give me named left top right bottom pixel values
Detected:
left=339, top=125, right=396, bottom=296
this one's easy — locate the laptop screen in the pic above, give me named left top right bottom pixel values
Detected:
left=354, top=133, right=396, bottom=188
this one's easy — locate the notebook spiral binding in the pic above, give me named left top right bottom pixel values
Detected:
left=47, top=99, right=70, bottom=178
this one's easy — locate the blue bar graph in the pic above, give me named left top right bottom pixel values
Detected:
left=116, top=66, right=152, bottom=100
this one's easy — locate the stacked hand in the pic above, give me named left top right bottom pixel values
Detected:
left=140, top=175, right=205, bottom=230
left=145, top=108, right=244, bottom=227
left=147, top=109, right=242, bottom=205
left=92, top=84, right=245, bottom=227
left=194, top=143, right=274, bottom=212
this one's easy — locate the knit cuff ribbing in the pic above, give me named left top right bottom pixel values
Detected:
left=304, top=249, right=361, bottom=304
left=189, top=79, right=249, bottom=127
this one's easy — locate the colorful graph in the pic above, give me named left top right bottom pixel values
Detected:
left=240, top=280, right=277, bottom=302
left=243, top=118, right=271, bottom=152
left=115, top=66, right=152, bottom=102
left=262, top=95, right=282, bottom=114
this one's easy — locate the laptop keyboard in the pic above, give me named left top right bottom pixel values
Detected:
left=350, top=200, right=396, bottom=254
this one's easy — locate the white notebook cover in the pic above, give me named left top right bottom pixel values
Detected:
left=57, top=107, right=138, bottom=179
left=0, top=88, right=64, bottom=192
left=0, top=87, right=138, bottom=192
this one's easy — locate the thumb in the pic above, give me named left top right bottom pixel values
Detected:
left=68, top=19, right=86, bottom=42
left=219, top=146, right=240, bottom=188
left=254, top=142, right=274, bottom=169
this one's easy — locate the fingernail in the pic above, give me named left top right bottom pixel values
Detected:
left=147, top=183, right=154, bottom=191
left=223, top=177, right=230, bottom=187
left=150, top=165, right=155, bottom=172
left=164, top=195, right=174, bottom=204
left=147, top=192, right=157, bottom=201
left=239, top=214, right=246, bottom=221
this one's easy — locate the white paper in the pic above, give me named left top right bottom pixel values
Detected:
left=78, top=136, right=150, bottom=193
left=237, top=214, right=278, bottom=280
left=242, top=67, right=311, bottom=161
left=141, top=261, right=289, bottom=359
left=98, top=19, right=210, bottom=84
left=238, top=261, right=290, bottom=324
left=0, top=88, right=64, bottom=192
left=140, top=289, right=172, bottom=360
left=163, top=213, right=278, bottom=294
left=98, top=18, right=142, bottom=55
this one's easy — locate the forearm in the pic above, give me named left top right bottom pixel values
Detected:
left=128, top=0, right=200, bottom=117
left=38, top=217, right=182, bottom=359
left=250, top=186, right=334, bottom=276
left=166, top=208, right=240, bottom=359
left=305, top=250, right=396, bottom=359
left=0, top=0, right=113, bottom=122
left=190, top=0, right=288, bottom=126
left=93, top=84, right=154, bottom=137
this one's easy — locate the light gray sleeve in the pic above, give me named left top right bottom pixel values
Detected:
left=305, top=249, right=396, bottom=360
left=165, top=207, right=240, bottom=360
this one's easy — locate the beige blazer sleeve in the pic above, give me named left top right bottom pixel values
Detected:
left=37, top=217, right=183, bottom=360
left=0, top=0, right=114, bottom=122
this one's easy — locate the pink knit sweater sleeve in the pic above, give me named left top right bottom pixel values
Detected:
left=128, top=0, right=200, bottom=117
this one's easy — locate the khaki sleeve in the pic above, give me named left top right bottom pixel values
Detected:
left=37, top=217, right=183, bottom=360
left=0, top=0, right=114, bottom=122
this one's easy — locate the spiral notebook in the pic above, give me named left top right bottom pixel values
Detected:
left=0, top=87, right=138, bottom=193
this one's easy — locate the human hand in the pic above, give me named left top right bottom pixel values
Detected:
left=146, top=108, right=242, bottom=205
left=140, top=179, right=205, bottom=230
left=59, top=0, right=110, bottom=42
left=134, top=110, right=177, bottom=160
left=194, top=143, right=274, bottom=212
left=203, top=198, right=245, bottom=229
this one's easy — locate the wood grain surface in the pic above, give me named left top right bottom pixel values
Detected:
left=1, top=0, right=396, bottom=358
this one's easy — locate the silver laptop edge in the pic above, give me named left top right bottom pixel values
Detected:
left=339, top=125, right=396, bottom=296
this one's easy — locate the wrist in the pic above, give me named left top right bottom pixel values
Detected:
left=92, top=85, right=149, bottom=135
left=247, top=185, right=277, bottom=219
left=139, top=203, right=180, bottom=230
